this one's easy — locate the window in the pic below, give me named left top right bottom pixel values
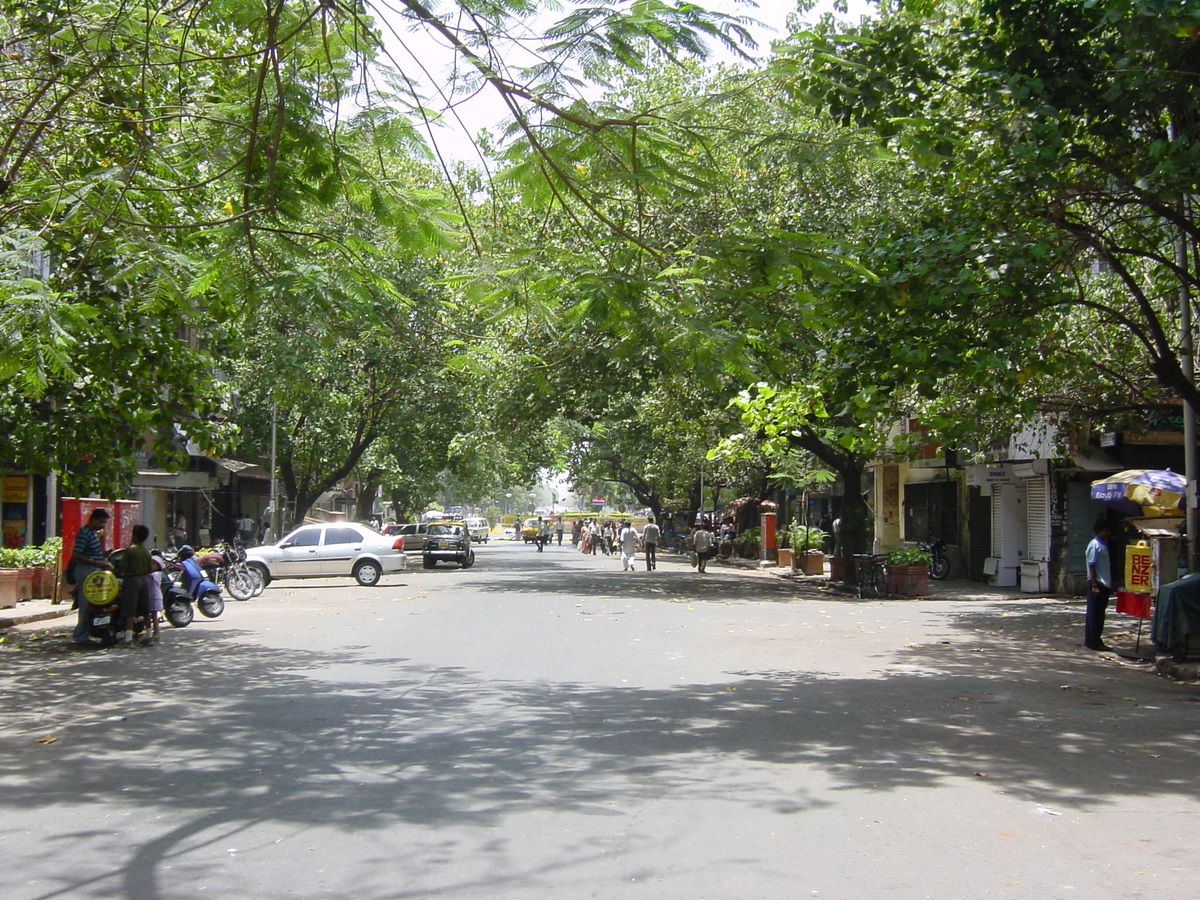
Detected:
left=325, top=527, right=361, bottom=545
left=903, top=481, right=958, bottom=544
left=287, top=528, right=320, bottom=547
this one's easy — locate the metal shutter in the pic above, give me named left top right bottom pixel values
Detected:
left=1026, top=476, right=1050, bottom=562
left=991, top=485, right=1005, bottom=557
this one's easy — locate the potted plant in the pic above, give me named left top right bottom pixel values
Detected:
left=0, top=548, right=19, bottom=607
left=886, top=545, right=931, bottom=596
left=788, top=523, right=827, bottom=575
left=13, top=546, right=37, bottom=600
left=31, top=539, right=60, bottom=599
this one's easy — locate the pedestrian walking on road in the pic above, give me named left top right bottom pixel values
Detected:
left=693, top=525, right=715, bottom=574
left=555, top=518, right=564, bottom=546
left=1085, top=521, right=1115, bottom=650
left=642, top=517, right=660, bottom=571
left=619, top=522, right=640, bottom=571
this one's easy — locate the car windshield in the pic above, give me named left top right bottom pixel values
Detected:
left=428, top=523, right=465, bottom=536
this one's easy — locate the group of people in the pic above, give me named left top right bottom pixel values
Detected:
left=567, top=517, right=663, bottom=571
left=69, top=507, right=163, bottom=648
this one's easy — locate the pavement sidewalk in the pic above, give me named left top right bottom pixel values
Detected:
left=0, top=596, right=73, bottom=630
left=711, top=553, right=1056, bottom=602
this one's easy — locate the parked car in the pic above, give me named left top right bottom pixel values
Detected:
left=422, top=521, right=475, bottom=569
left=522, top=518, right=541, bottom=542
left=246, top=522, right=407, bottom=587
left=463, top=516, right=490, bottom=543
left=384, top=522, right=429, bottom=551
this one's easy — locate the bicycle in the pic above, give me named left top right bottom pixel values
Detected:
left=853, top=554, right=888, bottom=599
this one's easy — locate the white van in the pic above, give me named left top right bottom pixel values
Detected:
left=464, top=516, right=490, bottom=543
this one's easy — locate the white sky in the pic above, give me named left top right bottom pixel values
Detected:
left=364, top=0, right=877, bottom=162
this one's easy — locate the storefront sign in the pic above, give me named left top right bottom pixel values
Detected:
left=2, top=476, right=27, bottom=503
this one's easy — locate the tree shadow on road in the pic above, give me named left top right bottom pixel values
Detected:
left=0, top=595, right=1196, bottom=899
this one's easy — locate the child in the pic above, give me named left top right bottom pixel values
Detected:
left=146, top=550, right=165, bottom=644
left=114, top=524, right=153, bottom=647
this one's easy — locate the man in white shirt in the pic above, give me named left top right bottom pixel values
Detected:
left=619, top=523, right=640, bottom=571
left=692, top=526, right=714, bottom=574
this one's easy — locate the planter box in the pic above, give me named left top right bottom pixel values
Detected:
left=888, top=564, right=929, bottom=597
left=829, top=556, right=847, bottom=581
left=0, top=569, right=17, bottom=608
left=799, top=551, right=825, bottom=576
left=31, top=566, right=52, bottom=599
left=15, top=567, right=34, bottom=601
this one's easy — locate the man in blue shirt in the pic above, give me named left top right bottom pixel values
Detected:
left=70, top=508, right=113, bottom=645
left=1085, top=522, right=1114, bottom=651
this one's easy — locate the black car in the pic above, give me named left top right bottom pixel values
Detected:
left=422, top=521, right=475, bottom=569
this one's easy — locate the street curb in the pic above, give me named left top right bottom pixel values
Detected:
left=0, top=607, right=72, bottom=629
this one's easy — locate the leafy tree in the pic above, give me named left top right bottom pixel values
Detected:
left=783, top=0, right=1200, bottom=414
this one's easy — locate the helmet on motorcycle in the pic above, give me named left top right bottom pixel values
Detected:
left=177, top=545, right=195, bottom=559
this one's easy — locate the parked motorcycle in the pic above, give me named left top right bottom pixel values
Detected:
left=921, top=536, right=951, bottom=581
left=76, top=568, right=128, bottom=647
left=199, top=541, right=261, bottom=601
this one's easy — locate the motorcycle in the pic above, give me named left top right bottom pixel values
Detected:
left=76, top=568, right=129, bottom=647
left=170, top=546, right=226, bottom=619
left=921, top=536, right=952, bottom=581
left=199, top=541, right=262, bottom=601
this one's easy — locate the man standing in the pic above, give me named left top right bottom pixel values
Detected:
left=70, top=508, right=113, bottom=645
left=1085, top=522, right=1114, bottom=651
left=536, top=517, right=549, bottom=552
left=555, top=517, right=564, bottom=546
left=692, top=525, right=715, bottom=574
left=238, top=511, right=255, bottom=546
left=619, top=522, right=640, bottom=571
left=642, top=517, right=660, bottom=571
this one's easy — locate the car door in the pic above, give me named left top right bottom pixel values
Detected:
left=320, top=525, right=365, bottom=575
left=275, top=526, right=324, bottom=577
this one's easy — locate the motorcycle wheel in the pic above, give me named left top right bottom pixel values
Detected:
left=225, top=567, right=254, bottom=601
left=930, top=555, right=951, bottom=581
left=198, top=590, right=225, bottom=618
left=165, top=599, right=194, bottom=628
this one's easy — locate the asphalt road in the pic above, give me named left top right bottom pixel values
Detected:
left=1, top=539, right=1199, bottom=899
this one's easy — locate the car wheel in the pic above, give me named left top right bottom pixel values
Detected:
left=422, top=555, right=436, bottom=569
left=165, top=599, right=193, bottom=628
left=198, top=590, right=225, bottom=618
left=249, top=562, right=271, bottom=588
left=462, top=550, right=475, bottom=569
left=353, top=560, right=382, bottom=586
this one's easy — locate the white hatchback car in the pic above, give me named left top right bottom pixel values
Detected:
left=245, top=522, right=407, bottom=587
left=463, top=516, right=490, bottom=543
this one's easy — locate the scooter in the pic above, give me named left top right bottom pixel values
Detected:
left=170, top=546, right=226, bottom=619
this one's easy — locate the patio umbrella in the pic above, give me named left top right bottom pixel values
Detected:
left=1090, top=468, right=1186, bottom=518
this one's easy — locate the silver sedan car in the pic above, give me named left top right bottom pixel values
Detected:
left=245, top=522, right=407, bottom=587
